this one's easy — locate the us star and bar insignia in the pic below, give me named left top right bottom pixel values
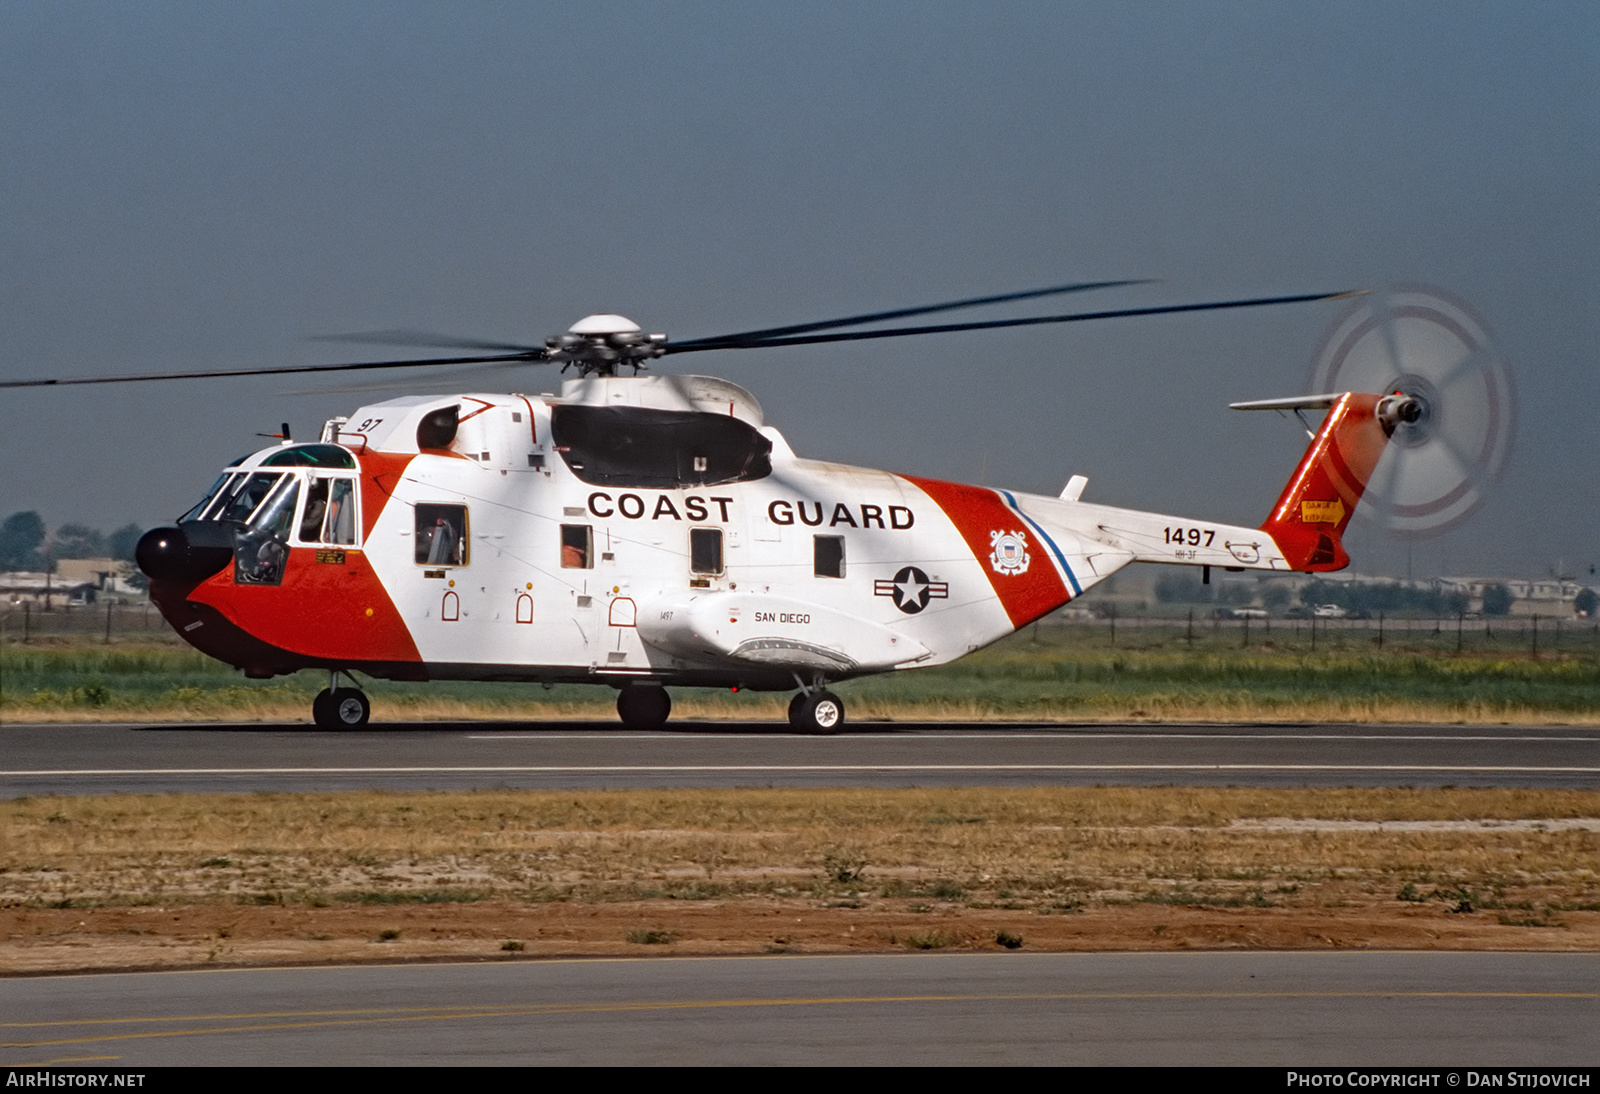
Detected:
left=875, top=566, right=950, bottom=614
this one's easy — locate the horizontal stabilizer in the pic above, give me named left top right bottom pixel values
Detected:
left=1229, top=393, right=1347, bottom=411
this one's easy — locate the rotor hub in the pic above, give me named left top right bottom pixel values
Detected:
left=1383, top=372, right=1436, bottom=446
left=546, top=314, right=667, bottom=377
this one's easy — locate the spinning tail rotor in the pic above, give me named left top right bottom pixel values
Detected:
left=1304, top=287, right=1515, bottom=537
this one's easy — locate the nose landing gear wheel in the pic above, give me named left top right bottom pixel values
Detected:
left=313, top=688, right=370, bottom=729
left=789, top=690, right=845, bottom=735
left=617, top=685, right=671, bottom=729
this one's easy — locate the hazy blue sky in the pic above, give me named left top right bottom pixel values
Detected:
left=3, top=2, right=1595, bottom=577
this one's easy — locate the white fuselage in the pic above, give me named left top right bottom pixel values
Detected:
left=163, top=374, right=1294, bottom=689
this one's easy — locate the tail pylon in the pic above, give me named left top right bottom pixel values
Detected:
left=1242, top=391, right=1419, bottom=571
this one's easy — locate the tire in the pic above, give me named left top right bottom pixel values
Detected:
left=617, top=685, right=671, bottom=729
left=786, top=692, right=807, bottom=729
left=314, top=687, right=369, bottom=729
left=791, top=690, right=845, bottom=735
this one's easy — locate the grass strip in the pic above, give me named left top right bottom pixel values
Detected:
left=6, top=625, right=1600, bottom=723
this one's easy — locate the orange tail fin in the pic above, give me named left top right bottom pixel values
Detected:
left=1261, top=392, right=1406, bottom=571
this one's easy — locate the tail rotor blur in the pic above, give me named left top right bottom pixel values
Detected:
left=1306, top=287, right=1514, bottom=537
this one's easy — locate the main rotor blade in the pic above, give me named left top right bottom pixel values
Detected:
left=311, top=329, right=544, bottom=354
left=278, top=358, right=539, bottom=396
left=0, top=350, right=547, bottom=389
left=665, top=290, right=1365, bottom=354
left=670, top=279, right=1150, bottom=350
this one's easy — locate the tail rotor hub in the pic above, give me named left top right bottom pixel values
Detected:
left=1382, top=374, right=1436, bottom=444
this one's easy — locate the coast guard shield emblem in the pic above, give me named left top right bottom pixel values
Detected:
left=988, top=530, right=1030, bottom=576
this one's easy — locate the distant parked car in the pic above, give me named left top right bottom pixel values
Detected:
left=1283, top=605, right=1311, bottom=619
left=1312, top=604, right=1349, bottom=619
left=1231, top=607, right=1268, bottom=620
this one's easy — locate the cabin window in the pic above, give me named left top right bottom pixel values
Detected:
left=560, top=524, right=593, bottom=569
left=690, top=528, right=723, bottom=575
left=415, top=504, right=468, bottom=565
left=813, top=535, right=845, bottom=578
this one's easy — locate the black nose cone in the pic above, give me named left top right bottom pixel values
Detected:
left=136, top=525, right=234, bottom=583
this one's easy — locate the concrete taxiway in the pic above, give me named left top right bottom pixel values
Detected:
left=3, top=720, right=1597, bottom=796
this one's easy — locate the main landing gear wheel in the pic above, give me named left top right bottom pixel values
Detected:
left=313, top=687, right=370, bottom=729
left=617, top=685, right=671, bottom=730
left=789, top=690, right=845, bottom=735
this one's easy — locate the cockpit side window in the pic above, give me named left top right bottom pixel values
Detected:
left=325, top=479, right=357, bottom=545
left=295, top=476, right=360, bottom=546
left=300, top=478, right=330, bottom=542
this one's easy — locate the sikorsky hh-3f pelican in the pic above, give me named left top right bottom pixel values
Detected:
left=10, top=281, right=1480, bottom=732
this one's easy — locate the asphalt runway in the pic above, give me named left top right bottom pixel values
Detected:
left=4, top=952, right=1596, bottom=1066
left=3, top=720, right=1598, bottom=796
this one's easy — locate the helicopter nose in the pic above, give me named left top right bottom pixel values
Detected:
left=136, top=524, right=235, bottom=583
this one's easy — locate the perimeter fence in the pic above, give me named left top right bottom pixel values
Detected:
left=0, top=601, right=176, bottom=644
left=2, top=599, right=1597, bottom=660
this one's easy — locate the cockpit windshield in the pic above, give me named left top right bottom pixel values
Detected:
left=217, top=472, right=285, bottom=524
left=250, top=476, right=300, bottom=537
left=179, top=473, right=231, bottom=523
left=234, top=476, right=300, bottom=586
left=179, top=459, right=363, bottom=586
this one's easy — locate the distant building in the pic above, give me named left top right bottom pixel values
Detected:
left=0, top=558, right=143, bottom=606
left=1438, top=577, right=1584, bottom=614
left=0, top=570, right=97, bottom=606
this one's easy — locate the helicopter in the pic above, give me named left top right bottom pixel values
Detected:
left=6, top=281, right=1434, bottom=732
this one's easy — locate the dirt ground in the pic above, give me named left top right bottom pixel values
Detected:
left=6, top=788, right=1597, bottom=975
left=5, top=895, right=1598, bottom=975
